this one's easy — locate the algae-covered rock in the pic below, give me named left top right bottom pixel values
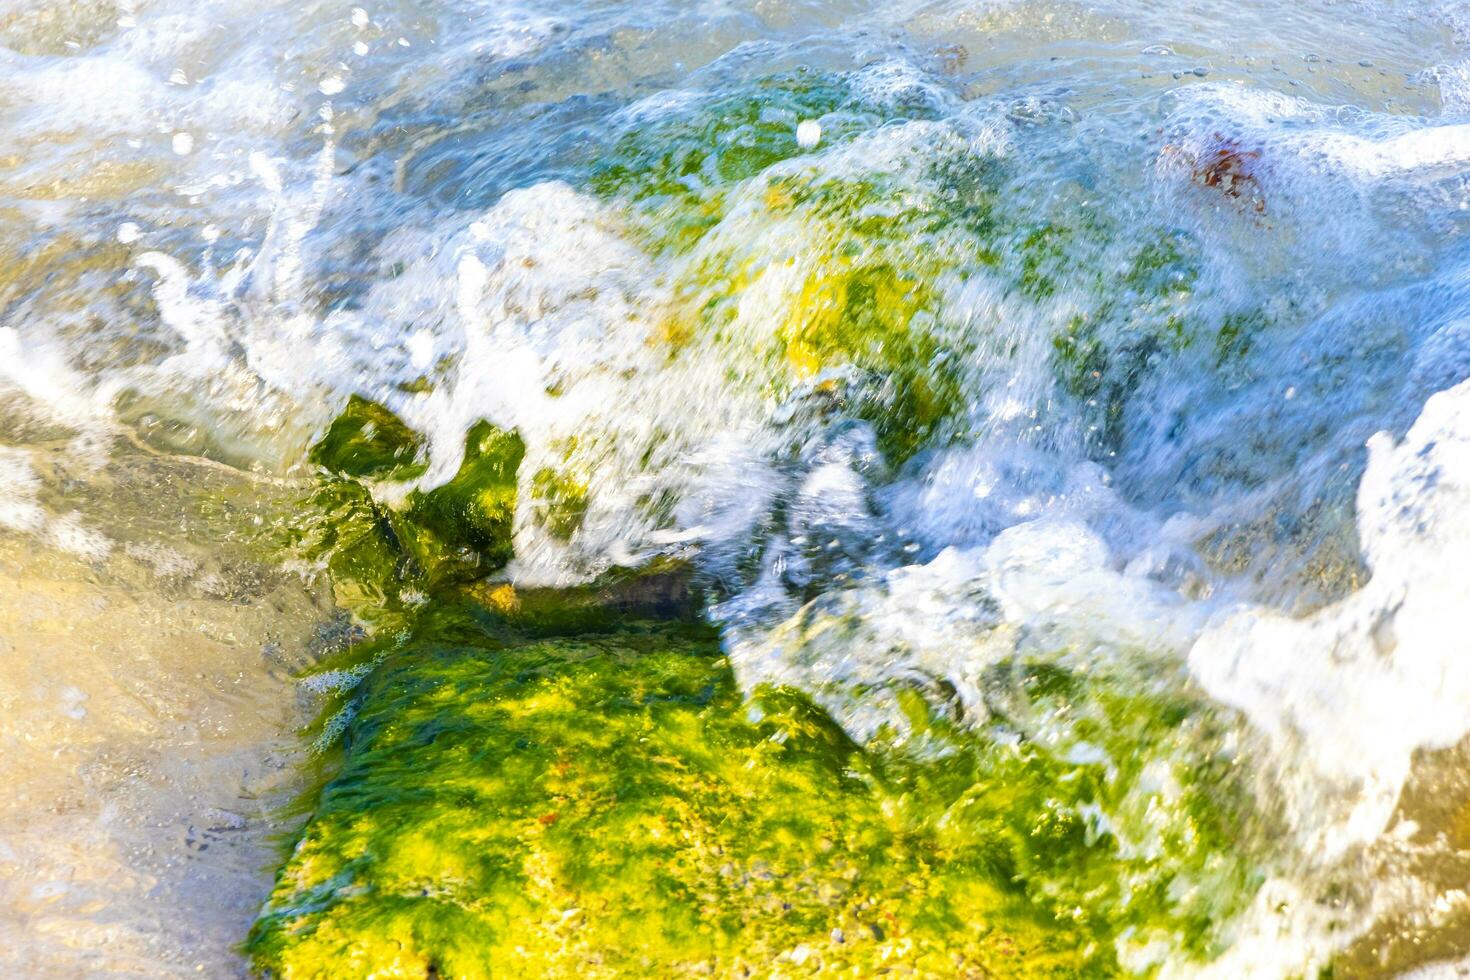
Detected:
left=528, top=466, right=589, bottom=543
left=309, top=395, right=428, bottom=483
left=582, top=68, right=1244, bottom=468
left=249, top=584, right=1264, bottom=979
left=400, top=420, right=524, bottom=577
left=298, top=401, right=525, bottom=613
left=578, top=71, right=998, bottom=468
left=636, top=152, right=992, bottom=468
left=588, top=70, right=891, bottom=256
left=255, top=74, right=1285, bottom=977
left=248, top=615, right=1070, bottom=977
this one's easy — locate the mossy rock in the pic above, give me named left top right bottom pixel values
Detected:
left=402, top=420, right=524, bottom=574
left=582, top=68, right=1236, bottom=467
left=299, top=402, right=525, bottom=613
left=587, top=70, right=887, bottom=255
left=249, top=588, right=1267, bottom=978
left=529, top=466, right=589, bottom=543
left=641, top=161, right=992, bottom=467
left=310, top=395, right=428, bottom=482
left=248, top=618, right=1084, bottom=978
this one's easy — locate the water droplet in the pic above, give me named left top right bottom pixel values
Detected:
left=796, top=119, right=821, bottom=150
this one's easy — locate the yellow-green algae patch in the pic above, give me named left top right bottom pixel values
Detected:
left=636, top=158, right=992, bottom=468
left=249, top=582, right=1267, bottom=978
left=582, top=72, right=996, bottom=467
left=587, top=70, right=895, bottom=256
left=584, top=69, right=1288, bottom=466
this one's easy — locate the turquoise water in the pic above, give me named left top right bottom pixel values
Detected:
left=3, top=0, right=1470, bottom=975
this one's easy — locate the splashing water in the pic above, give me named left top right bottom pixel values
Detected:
left=4, top=0, right=1470, bottom=975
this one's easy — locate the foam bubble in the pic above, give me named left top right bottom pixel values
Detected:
left=0, top=448, right=46, bottom=534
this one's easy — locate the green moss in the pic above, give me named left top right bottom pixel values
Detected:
left=255, top=79, right=1288, bottom=977
left=309, top=395, right=427, bottom=481
left=583, top=71, right=1236, bottom=467
left=1214, top=309, right=1268, bottom=367
left=300, top=477, right=411, bottom=611
left=927, top=152, right=1007, bottom=256
left=774, top=250, right=966, bottom=466
left=271, top=392, right=1269, bottom=973
left=578, top=71, right=1011, bottom=468
left=645, top=161, right=986, bottom=467
left=1124, top=232, right=1200, bottom=302
left=1042, top=231, right=1211, bottom=454
left=250, top=586, right=1267, bottom=978
left=1017, top=222, right=1071, bottom=300
left=403, top=420, right=524, bottom=574
left=1053, top=315, right=1111, bottom=402
left=584, top=68, right=1283, bottom=470
left=587, top=71, right=885, bottom=255
left=530, top=466, right=589, bottom=542
left=297, top=405, right=525, bottom=615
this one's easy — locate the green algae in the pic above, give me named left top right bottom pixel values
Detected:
left=250, top=78, right=1288, bottom=978
left=260, top=390, right=1273, bottom=977
left=1016, top=222, right=1072, bottom=301
left=529, top=466, right=589, bottom=543
left=250, top=576, right=1269, bottom=978
left=1213, top=308, right=1269, bottom=368
left=1041, top=229, right=1208, bottom=452
left=310, top=395, right=429, bottom=483
left=773, top=249, right=966, bottom=467
left=404, top=420, right=523, bottom=575
left=580, top=71, right=997, bottom=467
left=581, top=68, right=1253, bottom=467
left=588, top=71, right=890, bottom=256
left=298, top=401, right=524, bottom=614
left=645, top=161, right=988, bottom=467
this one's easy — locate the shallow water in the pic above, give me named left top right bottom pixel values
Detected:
left=2, top=0, right=1470, bottom=975
left=0, top=437, right=333, bottom=976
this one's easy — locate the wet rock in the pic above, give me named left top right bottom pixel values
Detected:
left=200, top=807, right=247, bottom=833
left=248, top=592, right=1263, bottom=977
left=930, top=43, right=969, bottom=74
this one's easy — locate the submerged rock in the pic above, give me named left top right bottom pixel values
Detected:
left=299, top=400, right=525, bottom=614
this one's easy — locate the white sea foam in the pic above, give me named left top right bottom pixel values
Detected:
left=1191, top=376, right=1470, bottom=857
left=0, top=447, right=112, bottom=558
